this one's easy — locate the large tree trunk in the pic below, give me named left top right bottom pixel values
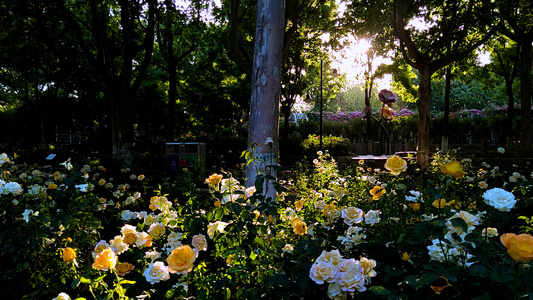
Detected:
left=245, top=0, right=285, bottom=201
left=519, top=39, right=532, bottom=149
left=417, top=65, right=432, bottom=168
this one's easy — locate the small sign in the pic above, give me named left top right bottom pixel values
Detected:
left=46, top=154, right=56, bottom=160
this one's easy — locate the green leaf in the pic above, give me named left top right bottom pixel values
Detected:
left=120, top=279, right=136, bottom=285
left=79, top=277, right=92, bottom=284
left=231, top=203, right=242, bottom=215
left=369, top=285, right=392, bottom=296
left=471, top=292, right=491, bottom=300
left=250, top=251, right=257, bottom=261
left=417, top=272, right=440, bottom=285
left=469, top=265, right=489, bottom=278
left=215, top=208, right=224, bottom=220
left=266, top=274, right=289, bottom=288
left=449, top=217, right=469, bottom=233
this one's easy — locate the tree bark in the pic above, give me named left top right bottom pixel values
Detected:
left=417, top=65, right=432, bottom=168
left=245, top=0, right=285, bottom=200
left=441, top=67, right=451, bottom=153
left=519, top=38, right=532, bottom=149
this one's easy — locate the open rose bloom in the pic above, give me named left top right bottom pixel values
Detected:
left=500, top=233, right=533, bottom=262
left=385, top=155, right=407, bottom=175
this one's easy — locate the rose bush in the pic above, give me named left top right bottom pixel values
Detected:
left=0, top=150, right=532, bottom=299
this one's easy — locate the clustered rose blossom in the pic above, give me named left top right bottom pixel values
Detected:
left=309, top=250, right=376, bottom=299
left=427, top=239, right=475, bottom=268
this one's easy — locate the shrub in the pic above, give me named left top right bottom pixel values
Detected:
left=301, top=135, right=353, bottom=156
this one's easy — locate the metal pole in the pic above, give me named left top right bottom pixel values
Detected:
left=320, top=59, right=323, bottom=151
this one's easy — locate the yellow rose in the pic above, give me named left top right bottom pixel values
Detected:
left=116, top=262, right=135, bottom=276
left=205, top=173, right=223, bottom=186
left=440, top=160, right=467, bottom=178
left=432, top=199, right=448, bottom=208
left=294, top=200, right=304, bottom=211
left=401, top=252, right=411, bottom=261
left=500, top=233, right=533, bottom=262
left=430, top=276, right=451, bottom=295
left=124, top=233, right=138, bottom=245
left=384, top=155, right=407, bottom=175
left=92, top=247, right=117, bottom=271
left=292, top=219, right=308, bottom=236
left=148, top=223, right=165, bottom=240
left=214, top=200, right=222, bottom=208
left=409, top=203, right=421, bottom=211
left=48, top=183, right=58, bottom=190
left=369, top=186, right=385, bottom=200
left=62, top=247, right=76, bottom=262
left=167, top=245, right=196, bottom=274
left=98, top=178, right=106, bottom=186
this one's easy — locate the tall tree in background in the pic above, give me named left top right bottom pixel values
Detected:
left=246, top=0, right=284, bottom=196
left=485, top=36, right=520, bottom=143
left=499, top=0, right=533, bottom=150
left=59, top=0, right=156, bottom=166
left=392, top=0, right=498, bottom=168
left=156, top=0, right=203, bottom=141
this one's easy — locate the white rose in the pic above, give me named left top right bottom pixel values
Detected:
left=364, top=210, right=381, bottom=225
left=327, top=282, right=343, bottom=299
left=341, top=207, right=364, bottom=226
left=316, top=249, right=342, bottom=265
left=309, top=260, right=338, bottom=284
left=22, top=209, right=34, bottom=223
left=121, top=210, right=135, bottom=221
left=482, top=188, right=516, bottom=212
left=282, top=244, right=294, bottom=253
left=109, top=235, right=129, bottom=254
left=336, top=269, right=366, bottom=292
left=207, top=221, right=229, bottom=239
left=427, top=239, right=447, bottom=263
left=3, top=182, right=22, bottom=195
left=143, top=261, right=170, bottom=284
left=0, top=153, right=9, bottom=166
left=144, top=249, right=161, bottom=261
left=405, top=190, right=421, bottom=202
left=52, top=292, right=71, bottom=300
left=482, top=227, right=498, bottom=238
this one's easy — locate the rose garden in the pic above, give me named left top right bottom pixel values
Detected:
left=2, top=1, right=533, bottom=299
left=1, top=142, right=532, bottom=299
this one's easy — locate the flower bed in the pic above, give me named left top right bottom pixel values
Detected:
left=0, top=149, right=532, bottom=299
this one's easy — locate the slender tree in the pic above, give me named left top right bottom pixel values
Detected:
left=485, top=36, right=520, bottom=143
left=499, top=0, right=533, bottom=150
left=392, top=0, right=498, bottom=167
left=58, top=0, right=157, bottom=166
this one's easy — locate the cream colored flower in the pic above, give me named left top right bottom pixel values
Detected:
left=192, top=234, right=208, bottom=252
